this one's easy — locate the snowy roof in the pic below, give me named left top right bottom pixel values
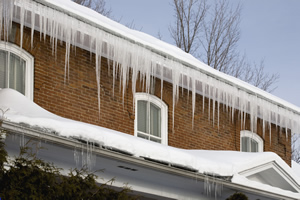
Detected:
left=2, top=0, right=300, bottom=135
left=1, top=88, right=300, bottom=198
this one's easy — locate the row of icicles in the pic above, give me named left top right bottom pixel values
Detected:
left=1, top=0, right=300, bottom=141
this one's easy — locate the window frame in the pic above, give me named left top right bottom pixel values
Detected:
left=134, top=93, right=168, bottom=145
left=240, top=130, right=264, bottom=152
left=0, top=42, right=34, bottom=100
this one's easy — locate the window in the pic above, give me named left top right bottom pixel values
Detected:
left=135, top=93, right=168, bottom=145
left=0, top=42, right=34, bottom=99
left=240, top=130, right=263, bottom=152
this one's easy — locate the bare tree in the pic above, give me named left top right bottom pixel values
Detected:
left=231, top=55, right=279, bottom=92
left=292, top=133, right=300, bottom=163
left=72, top=0, right=111, bottom=17
left=169, top=0, right=279, bottom=92
left=201, top=0, right=240, bottom=72
left=169, top=0, right=208, bottom=56
left=73, top=0, right=142, bottom=30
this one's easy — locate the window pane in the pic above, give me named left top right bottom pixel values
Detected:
left=242, top=136, right=259, bottom=152
left=9, top=53, right=25, bottom=94
left=137, top=100, right=148, bottom=133
left=0, top=50, right=7, bottom=88
left=241, top=137, right=249, bottom=152
left=150, top=103, right=161, bottom=137
left=137, top=133, right=149, bottom=140
left=150, top=137, right=161, bottom=143
left=251, top=139, right=258, bottom=152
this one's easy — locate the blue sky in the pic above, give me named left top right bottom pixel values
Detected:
left=106, top=0, right=300, bottom=107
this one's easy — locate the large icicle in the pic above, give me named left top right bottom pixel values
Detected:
left=2, top=0, right=300, bottom=138
left=0, top=0, right=14, bottom=41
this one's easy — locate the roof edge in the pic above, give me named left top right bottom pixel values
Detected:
left=29, top=0, right=300, bottom=116
left=1, top=120, right=299, bottom=199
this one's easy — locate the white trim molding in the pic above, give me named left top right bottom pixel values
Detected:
left=0, top=41, right=34, bottom=100
left=240, top=161, right=300, bottom=193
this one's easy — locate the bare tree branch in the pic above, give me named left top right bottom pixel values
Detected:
left=292, top=133, right=300, bottom=163
left=169, top=0, right=208, bottom=55
left=72, top=0, right=112, bottom=17
left=202, top=0, right=241, bottom=72
left=169, top=0, right=279, bottom=92
left=73, top=0, right=143, bottom=30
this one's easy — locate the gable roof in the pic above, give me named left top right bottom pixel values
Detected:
left=1, top=0, right=300, bottom=136
left=1, top=88, right=300, bottom=199
left=239, top=161, right=300, bottom=193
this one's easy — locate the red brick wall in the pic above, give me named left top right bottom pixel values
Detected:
left=4, top=23, right=291, bottom=165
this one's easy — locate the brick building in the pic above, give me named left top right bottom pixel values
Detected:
left=1, top=0, right=300, bottom=199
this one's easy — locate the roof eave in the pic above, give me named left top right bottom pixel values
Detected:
left=1, top=120, right=298, bottom=200
left=28, top=0, right=300, bottom=116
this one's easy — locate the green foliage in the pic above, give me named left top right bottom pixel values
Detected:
left=0, top=136, right=138, bottom=200
left=226, top=192, right=248, bottom=200
left=0, top=131, right=7, bottom=171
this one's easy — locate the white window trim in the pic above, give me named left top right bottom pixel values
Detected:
left=240, top=130, right=264, bottom=152
left=0, top=42, right=34, bottom=100
left=134, top=93, right=168, bottom=145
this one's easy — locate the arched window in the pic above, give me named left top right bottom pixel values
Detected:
left=0, top=42, right=34, bottom=99
left=240, top=130, right=263, bottom=152
left=135, top=93, right=168, bottom=145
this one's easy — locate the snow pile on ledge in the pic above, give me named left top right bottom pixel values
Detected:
left=0, top=88, right=299, bottom=198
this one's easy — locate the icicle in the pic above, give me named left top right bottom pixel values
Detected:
left=207, top=78, right=212, bottom=121
left=204, top=174, right=223, bottom=199
left=19, top=6, right=25, bottom=50
left=20, top=132, right=25, bottom=147
left=201, top=76, right=206, bottom=113
left=191, top=74, right=196, bottom=128
left=85, top=141, right=96, bottom=171
left=111, top=37, right=117, bottom=97
left=187, top=71, right=190, bottom=104
left=231, top=88, right=237, bottom=123
left=131, top=46, right=138, bottom=106
left=0, top=0, right=14, bottom=41
left=261, top=99, right=265, bottom=138
left=172, top=62, right=180, bottom=132
left=212, top=83, right=216, bottom=125
left=121, top=41, right=129, bottom=104
left=269, top=104, right=273, bottom=145
left=30, top=9, right=35, bottom=48
left=160, top=61, right=164, bottom=100
left=217, top=82, right=221, bottom=129
left=74, top=146, right=80, bottom=167
left=284, top=109, right=288, bottom=138
left=95, top=30, right=103, bottom=116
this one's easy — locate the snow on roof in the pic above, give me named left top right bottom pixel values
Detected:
left=292, top=161, right=300, bottom=178
left=39, top=0, right=299, bottom=110
left=40, top=0, right=300, bottom=111
left=1, top=88, right=300, bottom=198
left=2, top=0, right=300, bottom=136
